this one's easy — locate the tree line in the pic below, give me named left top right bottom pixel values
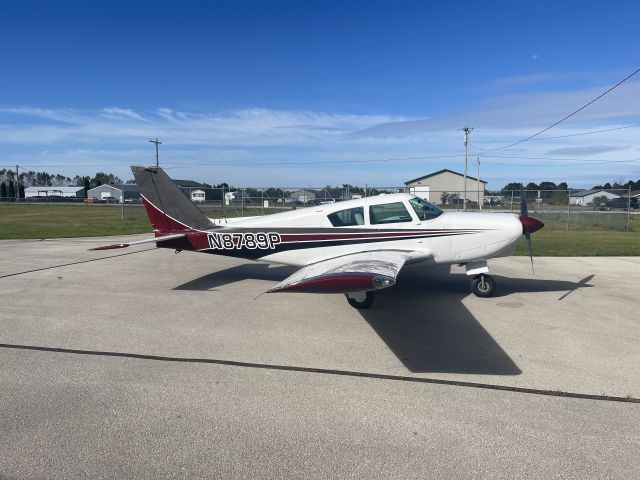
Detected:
left=500, top=179, right=640, bottom=192
left=2, top=167, right=639, bottom=200
left=0, top=169, right=128, bottom=199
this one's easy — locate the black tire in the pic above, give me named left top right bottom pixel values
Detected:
left=470, top=274, right=496, bottom=298
left=345, top=291, right=375, bottom=309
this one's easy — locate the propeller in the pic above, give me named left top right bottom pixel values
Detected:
left=519, top=187, right=544, bottom=274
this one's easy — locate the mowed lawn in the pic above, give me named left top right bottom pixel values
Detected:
left=1, top=204, right=639, bottom=256
left=0, top=204, right=152, bottom=239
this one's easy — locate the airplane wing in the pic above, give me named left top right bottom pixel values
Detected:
left=88, top=233, right=187, bottom=251
left=267, top=250, right=431, bottom=294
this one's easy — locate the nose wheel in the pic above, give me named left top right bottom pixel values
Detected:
left=470, top=274, right=496, bottom=297
left=345, top=291, right=375, bottom=309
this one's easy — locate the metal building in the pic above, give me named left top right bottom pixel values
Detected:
left=405, top=169, right=486, bottom=205
left=569, top=189, right=619, bottom=206
left=87, top=184, right=141, bottom=203
left=24, top=186, right=85, bottom=198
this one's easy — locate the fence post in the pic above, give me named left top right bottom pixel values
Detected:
left=626, top=185, right=632, bottom=232
left=510, top=191, right=514, bottom=213
left=221, top=186, right=225, bottom=219
left=566, top=191, right=570, bottom=231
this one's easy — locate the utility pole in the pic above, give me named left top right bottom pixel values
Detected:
left=460, top=127, right=473, bottom=211
left=15, top=165, right=19, bottom=203
left=149, top=138, right=162, bottom=167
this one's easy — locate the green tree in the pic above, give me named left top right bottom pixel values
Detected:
left=91, top=172, right=122, bottom=188
left=0, top=182, right=6, bottom=198
left=8, top=180, right=15, bottom=198
left=501, top=182, right=523, bottom=192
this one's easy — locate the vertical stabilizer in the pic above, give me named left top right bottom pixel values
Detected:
left=131, top=166, right=214, bottom=232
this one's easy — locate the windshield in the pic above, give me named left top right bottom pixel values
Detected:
left=409, top=196, right=443, bottom=221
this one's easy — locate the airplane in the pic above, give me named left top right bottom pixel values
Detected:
left=91, top=166, right=544, bottom=309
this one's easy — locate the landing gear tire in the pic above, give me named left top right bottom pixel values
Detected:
left=345, top=291, right=375, bottom=309
left=470, top=274, right=496, bottom=298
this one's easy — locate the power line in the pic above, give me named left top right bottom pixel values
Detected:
left=474, top=153, right=640, bottom=163
left=472, top=123, right=640, bottom=145
left=482, top=159, right=639, bottom=167
left=475, top=66, right=640, bottom=151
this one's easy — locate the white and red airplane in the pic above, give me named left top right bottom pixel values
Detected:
left=91, top=166, right=544, bottom=308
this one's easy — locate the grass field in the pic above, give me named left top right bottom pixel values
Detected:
left=0, top=204, right=152, bottom=239
left=1, top=204, right=638, bottom=256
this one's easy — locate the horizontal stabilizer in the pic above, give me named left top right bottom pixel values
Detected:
left=89, top=233, right=186, bottom=251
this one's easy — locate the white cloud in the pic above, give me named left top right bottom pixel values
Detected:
left=100, top=107, right=144, bottom=120
left=1, top=79, right=639, bottom=188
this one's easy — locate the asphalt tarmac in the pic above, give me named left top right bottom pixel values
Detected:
left=1, top=235, right=639, bottom=479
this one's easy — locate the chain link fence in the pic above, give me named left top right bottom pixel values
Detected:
left=2, top=187, right=636, bottom=231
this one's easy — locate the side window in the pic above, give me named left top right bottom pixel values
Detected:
left=369, top=202, right=412, bottom=224
left=327, top=207, right=365, bottom=227
left=409, top=197, right=443, bottom=221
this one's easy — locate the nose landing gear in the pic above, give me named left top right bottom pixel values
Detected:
left=470, top=274, right=496, bottom=297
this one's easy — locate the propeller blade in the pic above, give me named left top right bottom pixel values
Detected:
left=526, top=232, right=534, bottom=275
left=520, top=186, right=528, bottom=217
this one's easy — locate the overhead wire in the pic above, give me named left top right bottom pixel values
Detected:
left=472, top=123, right=640, bottom=144
left=473, top=66, right=640, bottom=151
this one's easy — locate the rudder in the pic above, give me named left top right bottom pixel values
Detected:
left=131, top=166, right=214, bottom=232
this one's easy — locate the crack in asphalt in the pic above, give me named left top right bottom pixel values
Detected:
left=1, top=342, right=638, bottom=404
left=0, top=248, right=157, bottom=279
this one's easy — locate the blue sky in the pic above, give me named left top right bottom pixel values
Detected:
left=1, top=0, right=639, bottom=188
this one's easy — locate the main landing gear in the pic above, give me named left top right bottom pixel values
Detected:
left=470, top=274, right=496, bottom=297
left=345, top=291, right=375, bottom=309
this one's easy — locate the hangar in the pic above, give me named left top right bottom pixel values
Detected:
left=569, top=189, right=619, bottom=206
left=24, top=186, right=85, bottom=198
left=405, top=169, right=486, bottom=205
left=87, top=184, right=141, bottom=203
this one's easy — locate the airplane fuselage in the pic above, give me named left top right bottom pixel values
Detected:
left=157, top=193, right=524, bottom=268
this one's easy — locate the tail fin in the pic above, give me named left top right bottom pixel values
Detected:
left=131, top=166, right=214, bottom=232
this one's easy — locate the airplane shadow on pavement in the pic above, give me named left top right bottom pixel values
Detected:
left=174, top=263, right=594, bottom=376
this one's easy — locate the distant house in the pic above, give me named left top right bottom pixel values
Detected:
left=24, top=186, right=85, bottom=198
left=569, top=189, right=619, bottom=206
left=191, top=189, right=206, bottom=202
left=173, top=179, right=207, bottom=201
left=405, top=169, right=486, bottom=205
left=87, top=184, right=141, bottom=203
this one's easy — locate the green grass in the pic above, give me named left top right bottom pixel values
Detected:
left=1, top=203, right=638, bottom=255
left=0, top=204, right=152, bottom=239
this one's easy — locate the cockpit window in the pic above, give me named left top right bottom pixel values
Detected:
left=409, top=196, right=443, bottom=221
left=327, top=207, right=365, bottom=227
left=369, top=202, right=412, bottom=224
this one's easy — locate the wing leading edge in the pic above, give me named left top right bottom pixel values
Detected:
left=267, top=250, right=430, bottom=294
